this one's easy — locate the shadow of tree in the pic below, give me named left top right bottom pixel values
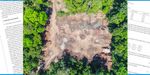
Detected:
left=38, top=51, right=111, bottom=75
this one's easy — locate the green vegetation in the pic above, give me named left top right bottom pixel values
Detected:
left=108, top=0, right=127, bottom=74
left=40, top=52, right=111, bottom=75
left=64, top=0, right=113, bottom=14
left=24, top=0, right=127, bottom=75
left=57, top=0, right=113, bottom=16
left=23, top=0, right=50, bottom=74
left=64, top=0, right=101, bottom=14
left=57, top=10, right=68, bottom=17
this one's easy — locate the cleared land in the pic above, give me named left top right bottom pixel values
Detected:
left=42, top=0, right=112, bottom=71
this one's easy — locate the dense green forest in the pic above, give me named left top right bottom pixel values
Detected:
left=24, top=0, right=127, bottom=75
left=107, top=0, right=127, bottom=74
left=23, top=0, right=50, bottom=74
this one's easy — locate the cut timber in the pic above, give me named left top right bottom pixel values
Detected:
left=42, top=0, right=112, bottom=71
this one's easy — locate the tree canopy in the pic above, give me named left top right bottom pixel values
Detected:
left=24, top=0, right=127, bottom=75
left=23, top=0, right=49, bottom=74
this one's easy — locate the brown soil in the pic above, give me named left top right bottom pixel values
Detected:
left=42, top=0, right=112, bottom=71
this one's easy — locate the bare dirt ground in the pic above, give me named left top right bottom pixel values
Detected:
left=42, top=0, right=112, bottom=71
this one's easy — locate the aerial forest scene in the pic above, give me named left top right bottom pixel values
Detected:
left=24, top=0, right=127, bottom=75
